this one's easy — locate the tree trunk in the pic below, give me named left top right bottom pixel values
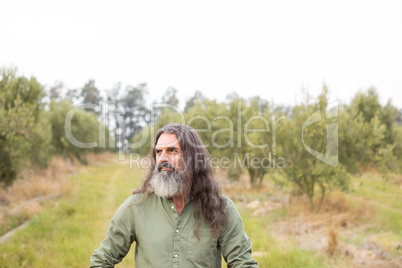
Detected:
left=316, top=183, right=326, bottom=213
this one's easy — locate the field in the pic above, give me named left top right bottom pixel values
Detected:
left=0, top=157, right=401, bottom=268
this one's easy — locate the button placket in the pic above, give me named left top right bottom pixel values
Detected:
left=172, top=210, right=183, bottom=267
left=163, top=198, right=180, bottom=267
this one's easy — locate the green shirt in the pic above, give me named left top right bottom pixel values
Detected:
left=90, top=193, right=258, bottom=268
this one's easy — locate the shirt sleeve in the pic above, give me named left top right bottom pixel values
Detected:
left=219, top=197, right=259, bottom=268
left=89, top=196, right=137, bottom=268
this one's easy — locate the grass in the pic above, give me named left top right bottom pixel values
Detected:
left=240, top=209, right=328, bottom=268
left=0, top=161, right=401, bottom=267
left=0, top=160, right=141, bottom=268
left=0, top=157, right=76, bottom=239
left=220, top=170, right=402, bottom=267
left=351, top=173, right=402, bottom=235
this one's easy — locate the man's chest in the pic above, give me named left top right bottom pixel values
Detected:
left=133, top=199, right=220, bottom=267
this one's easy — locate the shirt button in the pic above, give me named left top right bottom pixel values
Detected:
left=176, top=229, right=179, bottom=233
left=174, top=254, right=178, bottom=258
left=171, top=206, right=175, bottom=209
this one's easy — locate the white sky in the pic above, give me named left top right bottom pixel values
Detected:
left=1, top=0, right=402, bottom=109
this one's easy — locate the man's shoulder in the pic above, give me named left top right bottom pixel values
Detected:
left=221, top=194, right=236, bottom=207
left=219, top=194, right=241, bottom=216
left=218, top=194, right=245, bottom=233
left=119, top=193, right=150, bottom=210
left=123, top=192, right=162, bottom=208
left=122, top=193, right=142, bottom=203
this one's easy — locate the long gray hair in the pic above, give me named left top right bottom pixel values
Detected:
left=133, top=124, right=226, bottom=237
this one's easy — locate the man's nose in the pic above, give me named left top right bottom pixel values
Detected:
left=158, top=151, right=169, bottom=162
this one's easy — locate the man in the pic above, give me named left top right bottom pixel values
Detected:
left=90, top=124, right=258, bottom=267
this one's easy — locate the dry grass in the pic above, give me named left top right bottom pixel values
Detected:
left=0, top=157, right=78, bottom=238
left=389, top=174, right=402, bottom=187
left=0, top=153, right=114, bottom=239
left=326, top=224, right=339, bottom=257
left=8, top=202, right=43, bottom=221
left=218, top=168, right=401, bottom=268
left=272, top=192, right=402, bottom=267
left=1, top=157, right=78, bottom=205
left=84, top=152, right=116, bottom=165
left=275, top=192, right=371, bottom=246
left=0, top=152, right=114, bottom=206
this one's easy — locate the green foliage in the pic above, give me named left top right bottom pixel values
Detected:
left=31, top=110, right=53, bottom=167
left=380, top=100, right=399, bottom=144
left=155, top=106, right=184, bottom=129
left=161, top=87, right=179, bottom=107
left=0, top=68, right=45, bottom=185
left=2, top=64, right=395, bottom=200
left=119, top=83, right=150, bottom=151
left=184, top=90, right=206, bottom=113
left=186, top=100, right=232, bottom=157
left=48, top=99, right=106, bottom=163
left=132, top=100, right=184, bottom=156
left=393, top=126, right=402, bottom=172
left=227, top=97, right=273, bottom=187
left=131, top=85, right=401, bottom=205
left=131, top=125, right=153, bottom=156
left=339, top=88, right=400, bottom=177
left=48, top=100, right=73, bottom=157
left=48, top=80, right=65, bottom=102
left=351, top=88, right=381, bottom=123
left=338, top=107, right=385, bottom=174
left=276, top=87, right=350, bottom=211
left=81, top=80, right=102, bottom=109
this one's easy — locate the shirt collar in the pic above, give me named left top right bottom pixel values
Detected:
left=166, top=191, right=193, bottom=205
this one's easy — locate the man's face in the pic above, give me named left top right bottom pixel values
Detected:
left=155, top=133, right=182, bottom=171
left=149, top=133, right=185, bottom=198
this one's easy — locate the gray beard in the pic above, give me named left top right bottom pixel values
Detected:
left=149, top=169, right=184, bottom=198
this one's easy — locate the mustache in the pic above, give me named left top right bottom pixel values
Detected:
left=156, top=162, right=177, bottom=172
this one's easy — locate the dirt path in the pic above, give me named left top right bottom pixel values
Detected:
left=0, top=161, right=141, bottom=267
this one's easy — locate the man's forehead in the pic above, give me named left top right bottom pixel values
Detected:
left=156, top=133, right=181, bottom=148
